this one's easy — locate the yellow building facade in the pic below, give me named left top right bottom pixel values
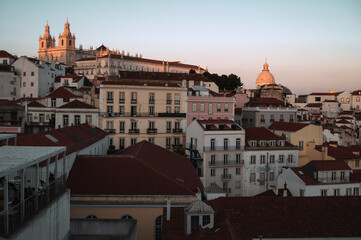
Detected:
left=99, top=81, right=187, bottom=150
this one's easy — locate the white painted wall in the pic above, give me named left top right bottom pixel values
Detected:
left=11, top=190, right=70, bottom=240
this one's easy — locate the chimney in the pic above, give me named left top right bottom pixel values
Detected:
left=166, top=197, right=171, bottom=221
left=283, top=182, right=287, bottom=197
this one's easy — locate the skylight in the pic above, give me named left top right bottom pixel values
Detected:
left=45, top=134, right=59, bottom=143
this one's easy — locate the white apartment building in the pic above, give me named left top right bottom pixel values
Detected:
left=321, top=100, right=340, bottom=118
left=336, top=91, right=352, bottom=111
left=186, top=119, right=245, bottom=196
left=12, top=56, right=65, bottom=98
left=54, top=74, right=84, bottom=89
left=351, top=90, right=361, bottom=110
left=243, top=127, right=298, bottom=196
left=278, top=160, right=360, bottom=196
left=0, top=65, right=21, bottom=100
left=306, top=92, right=336, bottom=104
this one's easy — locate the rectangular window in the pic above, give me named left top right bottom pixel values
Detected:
left=356, top=160, right=360, bottom=167
left=223, top=154, right=228, bottom=164
left=236, top=181, right=241, bottom=189
left=321, top=189, right=327, bottom=196
left=260, top=114, right=265, bottom=123
left=300, top=189, right=305, bottom=197
left=192, top=103, right=197, bottom=112
left=23, top=82, right=26, bottom=87
left=341, top=98, right=344, bottom=102
left=174, top=137, right=180, bottom=146
left=236, top=154, right=241, bottom=163
left=148, top=137, right=155, bottom=143
left=166, top=121, right=172, bottom=133
left=131, top=106, right=137, bottom=117
left=166, top=106, right=171, bottom=113
left=74, top=115, right=80, bottom=125
left=131, top=138, right=137, bottom=146
left=63, top=98, right=69, bottom=102
left=119, top=92, right=125, bottom=103
left=270, top=155, right=275, bottom=164
left=131, top=92, right=137, bottom=104
left=279, top=154, right=284, bottom=163
left=236, top=168, right=241, bottom=175
left=166, top=137, right=171, bottom=149
left=86, top=115, right=92, bottom=124
left=280, top=114, right=284, bottom=121
left=290, top=114, right=294, bottom=122
left=211, top=139, right=215, bottom=150
left=31, top=72, right=34, bottom=76
left=224, top=104, right=229, bottom=112
left=149, top=121, right=155, bottom=130
left=250, top=155, right=256, bottom=164
left=107, top=91, right=113, bottom=103
left=149, top=93, right=155, bottom=104
left=260, top=155, right=266, bottom=164
left=354, top=188, right=360, bottom=196
left=260, top=172, right=265, bottom=185
left=331, top=172, right=336, bottom=181
left=107, top=105, right=113, bottom=113
left=315, top=97, right=321, bottom=102
left=250, top=172, right=256, bottom=182
left=334, top=189, right=340, bottom=196
left=174, top=106, right=180, bottom=113
left=63, top=115, right=69, bottom=127
left=31, top=82, right=34, bottom=87
left=287, top=154, right=293, bottom=163
left=119, top=138, right=125, bottom=150
left=217, top=104, right=221, bottom=112
left=341, top=171, right=345, bottom=181
left=235, top=138, right=241, bottom=150
left=200, top=103, right=205, bottom=112
left=270, top=114, right=274, bottom=122
left=269, top=172, right=275, bottom=181
left=299, top=141, right=304, bottom=151
left=119, top=121, right=125, bottom=133
left=223, top=138, right=228, bottom=150
left=23, top=72, right=26, bottom=76
left=208, top=104, right=213, bottom=114
left=346, top=188, right=352, bottom=196
left=149, top=106, right=154, bottom=116
left=210, top=155, right=216, bottom=165
left=51, top=98, right=56, bottom=107
left=357, top=97, right=360, bottom=102
left=211, top=169, right=215, bottom=176
left=166, top=93, right=172, bottom=104
left=174, top=93, right=180, bottom=105
left=39, top=114, right=44, bottom=123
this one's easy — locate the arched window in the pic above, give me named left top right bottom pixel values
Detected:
left=86, top=215, right=98, bottom=219
left=154, top=215, right=162, bottom=240
left=69, top=39, right=72, bottom=46
left=61, top=39, right=64, bottom=46
left=42, top=42, right=44, bottom=48
left=121, top=215, right=133, bottom=220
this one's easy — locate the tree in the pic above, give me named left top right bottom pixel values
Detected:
left=83, top=77, right=93, bottom=87
left=203, top=71, right=242, bottom=90
left=189, top=69, right=196, bottom=74
left=65, top=66, right=74, bottom=75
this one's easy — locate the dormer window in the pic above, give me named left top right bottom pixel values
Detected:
left=260, top=141, right=266, bottom=147
left=278, top=140, right=285, bottom=146
left=250, top=141, right=257, bottom=147
left=269, top=141, right=275, bottom=146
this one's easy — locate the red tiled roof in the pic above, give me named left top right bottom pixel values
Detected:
left=245, top=127, right=287, bottom=141
left=311, top=160, right=351, bottom=171
left=58, top=100, right=96, bottom=109
left=46, top=87, right=82, bottom=98
left=27, top=101, right=46, bottom=108
left=61, top=74, right=83, bottom=82
left=305, top=103, right=322, bottom=108
left=309, top=92, right=335, bottom=96
left=340, top=111, right=354, bottom=116
left=0, top=99, right=20, bottom=107
left=268, top=121, right=309, bottom=132
left=67, top=141, right=203, bottom=195
left=16, top=124, right=107, bottom=156
left=196, top=119, right=242, bottom=131
left=0, top=50, right=16, bottom=59
left=163, top=196, right=361, bottom=239
left=315, top=144, right=361, bottom=160
left=336, top=119, right=352, bottom=124
left=108, top=71, right=211, bottom=82
left=351, top=90, right=361, bottom=95
left=96, top=44, right=107, bottom=51
left=323, top=99, right=338, bottom=102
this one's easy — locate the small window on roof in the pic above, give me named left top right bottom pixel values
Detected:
left=298, top=170, right=305, bottom=176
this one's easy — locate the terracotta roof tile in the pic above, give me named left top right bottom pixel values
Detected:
left=268, top=121, right=309, bottom=132
left=0, top=50, right=16, bottom=59
left=58, top=99, right=96, bottom=109
left=46, top=87, right=82, bottom=99
left=27, top=101, right=46, bottom=108
left=306, top=103, right=322, bottom=108
left=310, top=160, right=351, bottom=171
left=67, top=141, right=203, bottom=195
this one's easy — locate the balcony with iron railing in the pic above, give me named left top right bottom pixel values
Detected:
left=149, top=99, right=155, bottom=104
left=208, top=160, right=244, bottom=167
left=131, top=99, right=137, bottom=104
left=104, top=128, right=116, bottom=134
left=129, top=129, right=140, bottom=134
left=147, top=128, right=157, bottom=134
left=166, top=100, right=172, bottom=105
left=119, top=99, right=125, bottom=104
left=203, top=145, right=243, bottom=151
left=0, top=175, right=67, bottom=238
left=173, top=128, right=183, bottom=133
left=107, top=99, right=113, bottom=103
left=221, top=174, right=232, bottom=180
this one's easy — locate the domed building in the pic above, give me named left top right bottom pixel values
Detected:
left=256, top=60, right=275, bottom=87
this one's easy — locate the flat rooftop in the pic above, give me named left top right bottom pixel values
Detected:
left=0, top=146, right=66, bottom=178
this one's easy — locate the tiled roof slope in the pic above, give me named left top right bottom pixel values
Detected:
left=0, top=50, right=16, bottom=59
left=16, top=124, right=107, bottom=155
left=268, top=121, right=309, bottom=132
left=315, top=144, right=361, bottom=160
left=197, top=120, right=242, bottom=131
left=28, top=101, right=46, bottom=108
left=59, top=100, right=96, bottom=109
left=67, top=141, right=203, bottom=195
left=120, top=141, right=204, bottom=193
left=309, top=160, right=351, bottom=171
left=163, top=196, right=361, bottom=239
left=245, top=98, right=290, bottom=107
left=46, top=87, right=82, bottom=99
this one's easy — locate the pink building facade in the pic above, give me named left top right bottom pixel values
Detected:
left=186, top=95, right=236, bottom=126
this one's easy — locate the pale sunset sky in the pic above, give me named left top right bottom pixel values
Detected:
left=0, top=0, right=360, bottom=95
